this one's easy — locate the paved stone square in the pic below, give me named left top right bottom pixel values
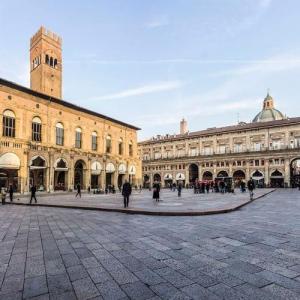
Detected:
left=13, top=188, right=274, bottom=215
left=0, top=189, right=300, bottom=299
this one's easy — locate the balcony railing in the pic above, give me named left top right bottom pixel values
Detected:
left=144, top=144, right=300, bottom=161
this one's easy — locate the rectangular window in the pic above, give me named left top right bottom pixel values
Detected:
left=75, top=132, right=82, bottom=148
left=32, top=122, right=42, bottom=142
left=203, top=147, right=212, bottom=155
left=234, top=144, right=242, bottom=152
left=219, top=145, right=226, bottom=154
left=92, top=135, right=97, bottom=151
left=3, top=117, right=15, bottom=137
left=106, top=139, right=111, bottom=153
left=129, top=144, right=133, bottom=156
left=119, top=143, right=123, bottom=155
left=56, top=127, right=64, bottom=145
left=254, top=143, right=261, bottom=151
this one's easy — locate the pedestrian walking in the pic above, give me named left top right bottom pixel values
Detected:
left=247, top=177, right=255, bottom=200
left=75, top=183, right=81, bottom=198
left=205, top=183, right=210, bottom=194
left=122, top=180, right=132, bottom=208
left=9, top=184, right=13, bottom=202
left=153, top=181, right=160, bottom=202
left=177, top=183, right=182, bottom=197
left=30, top=185, right=37, bottom=204
left=1, top=188, right=6, bottom=205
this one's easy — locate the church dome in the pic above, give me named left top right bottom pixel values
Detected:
left=252, top=93, right=285, bottom=123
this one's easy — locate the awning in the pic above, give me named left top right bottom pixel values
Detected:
left=106, top=162, right=115, bottom=173
left=91, top=161, right=102, bottom=175
left=176, top=173, right=185, bottom=180
left=0, top=153, right=20, bottom=169
left=128, top=165, right=136, bottom=175
left=118, top=163, right=126, bottom=174
left=164, top=173, right=173, bottom=180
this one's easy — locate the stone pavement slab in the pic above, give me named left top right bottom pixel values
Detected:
left=0, top=189, right=299, bottom=299
left=10, top=188, right=274, bottom=216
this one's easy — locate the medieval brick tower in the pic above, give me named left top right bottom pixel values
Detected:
left=30, top=26, right=62, bottom=99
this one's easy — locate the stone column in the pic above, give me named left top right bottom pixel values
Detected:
left=100, top=170, right=105, bottom=189
left=199, top=163, right=203, bottom=180
left=213, top=162, right=217, bottom=179
left=113, top=171, right=118, bottom=188
left=246, top=161, right=250, bottom=181
left=48, top=152, right=54, bottom=192
left=69, top=156, right=74, bottom=191
left=284, top=158, right=290, bottom=187
left=264, top=160, right=269, bottom=186
left=149, top=172, right=153, bottom=187
left=185, top=165, right=189, bottom=186
left=229, top=162, right=233, bottom=177
left=86, top=158, right=91, bottom=190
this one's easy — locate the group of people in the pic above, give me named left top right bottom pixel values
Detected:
left=1, top=184, right=37, bottom=205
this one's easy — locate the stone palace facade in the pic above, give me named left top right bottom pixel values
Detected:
left=0, top=27, right=141, bottom=193
left=139, top=94, right=300, bottom=188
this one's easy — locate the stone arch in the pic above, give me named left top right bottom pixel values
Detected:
left=202, top=171, right=213, bottom=180
left=74, top=159, right=87, bottom=189
left=153, top=173, right=161, bottom=182
left=270, top=169, right=284, bottom=188
left=290, top=158, right=300, bottom=187
left=29, top=155, right=47, bottom=167
left=0, top=152, right=20, bottom=192
left=217, top=170, right=228, bottom=177
left=233, top=170, right=245, bottom=179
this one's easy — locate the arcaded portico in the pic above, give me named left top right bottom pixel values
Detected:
left=0, top=27, right=141, bottom=193
left=139, top=94, right=300, bottom=188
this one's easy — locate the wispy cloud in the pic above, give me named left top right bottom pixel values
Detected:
left=145, top=15, right=169, bottom=29
left=91, top=81, right=183, bottom=100
left=211, top=53, right=300, bottom=77
left=66, top=57, right=300, bottom=66
left=137, top=98, right=260, bottom=127
left=260, top=0, right=272, bottom=8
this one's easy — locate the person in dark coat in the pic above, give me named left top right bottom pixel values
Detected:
left=153, top=181, right=160, bottom=202
left=75, top=183, right=81, bottom=198
left=247, top=178, right=255, bottom=200
left=30, top=185, right=37, bottom=204
left=9, top=185, right=13, bottom=202
left=177, top=183, right=182, bottom=197
left=205, top=183, right=210, bottom=194
left=122, top=180, right=132, bottom=208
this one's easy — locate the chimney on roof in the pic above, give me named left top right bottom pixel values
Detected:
left=180, top=118, right=188, bottom=135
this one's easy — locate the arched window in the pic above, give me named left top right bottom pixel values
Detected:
left=91, top=131, right=97, bottom=151
left=118, top=138, right=123, bottom=155
left=56, top=122, right=64, bottom=145
left=45, top=54, right=49, bottom=65
left=32, top=116, right=42, bottom=142
left=2, top=110, right=16, bottom=137
left=54, top=59, right=58, bottom=68
left=75, top=127, right=82, bottom=149
left=129, top=140, right=133, bottom=156
left=106, top=135, right=112, bottom=153
left=50, top=57, right=53, bottom=67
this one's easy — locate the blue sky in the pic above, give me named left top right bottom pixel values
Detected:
left=1, top=0, right=300, bottom=140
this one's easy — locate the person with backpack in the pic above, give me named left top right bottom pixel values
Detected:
left=29, top=185, right=37, bottom=204
left=122, top=180, right=132, bottom=208
left=247, top=177, right=255, bottom=200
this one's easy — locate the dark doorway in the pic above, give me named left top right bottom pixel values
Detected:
left=189, top=164, right=199, bottom=183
